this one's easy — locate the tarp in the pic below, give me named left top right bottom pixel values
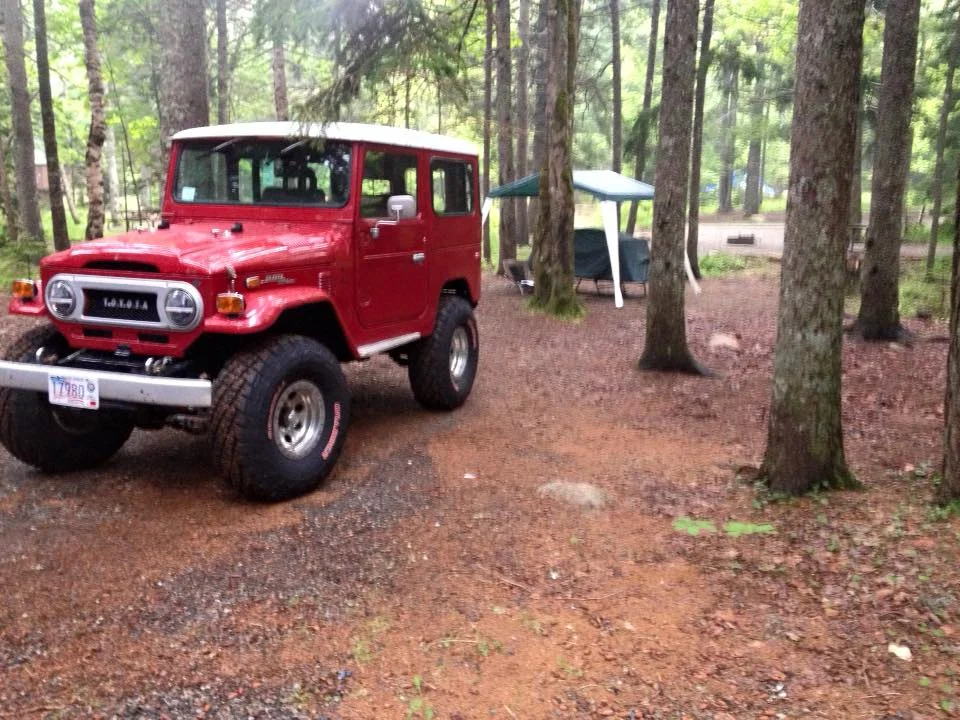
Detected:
left=487, top=170, right=655, bottom=202
left=574, top=230, right=649, bottom=283
left=483, top=169, right=699, bottom=308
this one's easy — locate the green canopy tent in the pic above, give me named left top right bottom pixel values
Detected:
left=482, top=170, right=699, bottom=308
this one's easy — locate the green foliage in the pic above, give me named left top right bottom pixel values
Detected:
left=672, top=517, right=717, bottom=535
left=899, top=257, right=951, bottom=319
left=699, top=252, right=748, bottom=275
left=722, top=521, right=776, bottom=537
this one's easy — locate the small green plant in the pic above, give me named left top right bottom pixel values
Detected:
left=723, top=521, right=776, bottom=537
left=920, top=676, right=932, bottom=688
left=673, top=517, right=717, bottom=535
left=928, top=501, right=960, bottom=523
left=699, top=252, right=748, bottom=276
left=557, top=656, right=584, bottom=679
left=406, top=675, right=434, bottom=720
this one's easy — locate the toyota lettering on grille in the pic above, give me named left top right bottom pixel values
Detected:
left=102, top=296, right=151, bottom=312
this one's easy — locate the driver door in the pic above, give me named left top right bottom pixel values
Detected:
left=355, top=149, right=428, bottom=328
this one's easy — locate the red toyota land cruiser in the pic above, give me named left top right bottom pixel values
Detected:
left=0, top=122, right=481, bottom=501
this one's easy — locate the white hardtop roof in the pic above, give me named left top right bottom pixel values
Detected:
left=171, top=121, right=477, bottom=157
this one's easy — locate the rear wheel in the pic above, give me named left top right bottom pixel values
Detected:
left=0, top=325, right=133, bottom=472
left=211, top=335, right=350, bottom=502
left=408, top=296, right=479, bottom=410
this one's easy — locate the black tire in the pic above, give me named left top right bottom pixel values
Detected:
left=408, top=295, right=479, bottom=410
left=211, top=335, right=350, bottom=502
left=0, top=324, right=133, bottom=472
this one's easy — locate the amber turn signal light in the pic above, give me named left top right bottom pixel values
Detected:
left=11, top=279, right=37, bottom=300
left=216, top=292, right=245, bottom=316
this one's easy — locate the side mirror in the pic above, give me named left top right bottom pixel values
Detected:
left=371, top=195, right=416, bottom=239
left=387, top=195, right=416, bottom=220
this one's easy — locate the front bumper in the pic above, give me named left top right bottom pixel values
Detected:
left=0, top=360, right=212, bottom=408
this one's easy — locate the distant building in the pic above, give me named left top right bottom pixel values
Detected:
left=35, top=148, right=48, bottom=192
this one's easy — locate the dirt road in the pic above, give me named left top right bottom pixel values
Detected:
left=0, top=272, right=955, bottom=719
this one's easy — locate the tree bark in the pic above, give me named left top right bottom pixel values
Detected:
left=718, top=61, right=739, bottom=214
left=495, top=0, right=517, bottom=265
left=482, top=0, right=493, bottom=264
left=104, top=125, right=120, bottom=227
left=854, top=0, right=920, bottom=340
left=610, top=0, right=622, bottom=176
left=530, top=0, right=549, bottom=247
left=927, top=11, right=960, bottom=275
left=1, top=0, right=42, bottom=242
left=686, top=0, right=715, bottom=280
left=217, top=0, right=229, bottom=124
left=625, top=0, right=660, bottom=236
left=761, top=0, right=864, bottom=495
left=849, top=88, right=864, bottom=243
left=743, top=50, right=765, bottom=217
left=33, top=0, right=69, bottom=251
left=516, top=0, right=530, bottom=247
left=273, top=38, right=289, bottom=121
left=0, top=135, right=18, bottom=246
left=639, top=0, right=703, bottom=374
left=61, top=170, right=80, bottom=225
left=79, top=0, right=107, bottom=240
left=531, top=0, right=581, bottom=317
left=940, top=160, right=960, bottom=503
left=158, top=0, right=209, bottom=166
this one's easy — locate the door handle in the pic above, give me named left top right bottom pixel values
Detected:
left=412, top=252, right=425, bottom=264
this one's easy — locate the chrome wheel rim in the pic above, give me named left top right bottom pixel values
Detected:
left=449, top=326, right=470, bottom=381
left=271, top=380, right=325, bottom=460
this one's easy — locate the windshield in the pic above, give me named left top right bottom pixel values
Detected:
left=173, top=138, right=352, bottom=207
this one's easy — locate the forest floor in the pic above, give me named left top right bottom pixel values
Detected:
left=0, top=268, right=958, bottom=720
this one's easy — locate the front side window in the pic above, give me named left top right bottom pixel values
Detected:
left=174, top=138, right=352, bottom=207
left=431, top=159, right=473, bottom=215
left=361, top=151, right=418, bottom=218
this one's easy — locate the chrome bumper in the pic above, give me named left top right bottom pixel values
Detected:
left=0, top=360, right=212, bottom=408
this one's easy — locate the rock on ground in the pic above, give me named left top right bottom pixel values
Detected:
left=538, top=481, right=612, bottom=509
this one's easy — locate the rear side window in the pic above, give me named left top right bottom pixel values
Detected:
left=361, top=151, right=418, bottom=218
left=431, top=159, right=474, bottom=216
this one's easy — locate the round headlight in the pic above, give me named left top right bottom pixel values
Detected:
left=164, top=288, right=199, bottom=328
left=45, top=279, right=76, bottom=319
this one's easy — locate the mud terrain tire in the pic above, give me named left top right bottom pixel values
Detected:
left=0, top=325, right=133, bottom=472
left=211, top=335, right=350, bottom=502
left=408, top=296, right=479, bottom=410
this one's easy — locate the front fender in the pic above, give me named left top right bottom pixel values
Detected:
left=203, top=286, right=347, bottom=337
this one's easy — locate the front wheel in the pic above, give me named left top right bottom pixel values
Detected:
left=0, top=325, right=133, bottom=472
left=211, top=335, right=350, bottom=502
left=408, top=296, right=479, bottom=410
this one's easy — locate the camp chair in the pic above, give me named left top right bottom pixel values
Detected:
left=502, top=258, right=534, bottom=294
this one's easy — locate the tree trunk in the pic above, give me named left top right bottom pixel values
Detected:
left=483, top=0, right=493, bottom=264
left=516, top=0, right=530, bottom=247
left=61, top=170, right=80, bottom=225
left=854, top=0, right=920, bottom=340
left=0, top=135, right=18, bottom=245
left=743, top=54, right=764, bottom=217
left=104, top=125, right=120, bottom=227
left=531, top=0, right=581, bottom=317
left=762, top=0, right=864, bottom=495
left=718, top=67, right=738, bottom=213
left=530, top=0, right=549, bottom=246
left=639, top=0, right=701, bottom=373
left=849, top=90, right=864, bottom=242
left=1, top=0, right=42, bottom=242
left=272, top=38, right=289, bottom=121
left=686, top=0, right=715, bottom=281
left=158, top=0, right=209, bottom=166
left=610, top=0, right=622, bottom=176
left=625, top=0, right=661, bottom=236
left=927, top=11, right=960, bottom=275
left=217, top=0, right=229, bottom=124
left=940, top=161, right=960, bottom=503
left=79, top=0, right=107, bottom=240
left=495, top=0, right=517, bottom=266
left=33, top=0, right=69, bottom=251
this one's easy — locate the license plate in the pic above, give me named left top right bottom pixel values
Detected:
left=48, top=373, right=100, bottom=410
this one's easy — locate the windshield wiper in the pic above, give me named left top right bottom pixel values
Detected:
left=280, top=139, right=308, bottom=155
left=201, top=137, right=241, bottom=156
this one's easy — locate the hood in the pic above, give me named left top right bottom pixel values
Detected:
left=42, top=221, right=346, bottom=276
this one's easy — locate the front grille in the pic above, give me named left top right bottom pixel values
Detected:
left=84, top=289, right=160, bottom=323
